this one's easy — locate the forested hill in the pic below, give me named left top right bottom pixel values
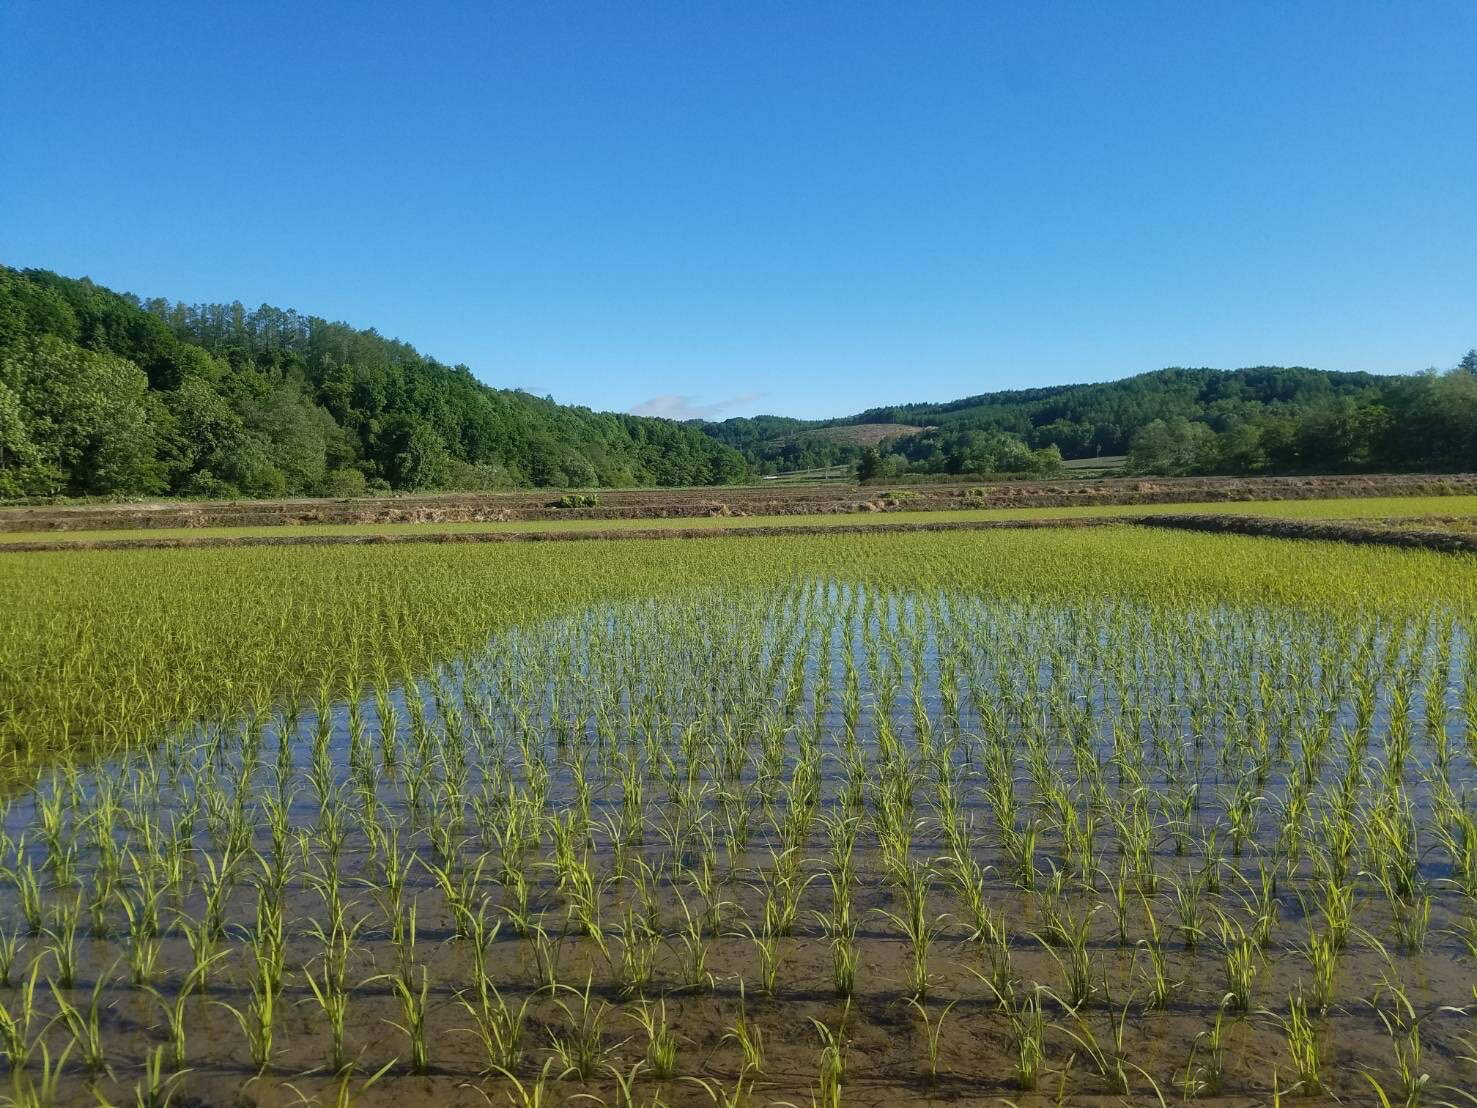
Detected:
left=702, top=362, right=1477, bottom=477
left=0, top=267, right=749, bottom=498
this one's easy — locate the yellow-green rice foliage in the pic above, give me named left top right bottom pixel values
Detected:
left=1, top=527, right=1473, bottom=771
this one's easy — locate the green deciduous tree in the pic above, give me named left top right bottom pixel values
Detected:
left=1, top=336, right=166, bottom=494
left=1126, top=418, right=1219, bottom=476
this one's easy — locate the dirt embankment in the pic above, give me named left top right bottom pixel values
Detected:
left=4, top=473, right=1476, bottom=533
left=0, top=516, right=1118, bottom=553
left=1135, top=513, right=1477, bottom=554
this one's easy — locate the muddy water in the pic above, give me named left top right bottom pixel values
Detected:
left=1, top=582, right=1474, bottom=1106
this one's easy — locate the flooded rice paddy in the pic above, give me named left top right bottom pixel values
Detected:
left=2, top=577, right=1476, bottom=1106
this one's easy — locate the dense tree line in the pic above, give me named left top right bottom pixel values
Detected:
left=0, top=268, right=749, bottom=498
left=694, top=416, right=857, bottom=474
left=857, top=431, right=1062, bottom=480
left=699, top=422, right=874, bottom=475
left=1124, top=358, right=1477, bottom=476
left=703, top=361, right=1477, bottom=478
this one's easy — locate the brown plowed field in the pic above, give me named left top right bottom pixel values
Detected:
left=4, top=473, right=1474, bottom=532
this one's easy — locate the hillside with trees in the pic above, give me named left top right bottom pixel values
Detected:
left=704, top=361, right=1477, bottom=479
left=0, top=267, right=749, bottom=499
left=3, top=265, right=1472, bottom=499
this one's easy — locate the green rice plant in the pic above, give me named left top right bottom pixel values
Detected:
left=590, top=1060, right=646, bottom=1108
left=683, top=1074, right=750, bottom=1108
left=172, top=915, right=217, bottom=992
left=125, top=924, right=160, bottom=988
left=1245, top=861, right=1281, bottom=949
left=385, top=964, right=431, bottom=1076
left=756, top=846, right=816, bottom=939
left=563, top=865, right=609, bottom=958
left=390, top=900, right=419, bottom=990
left=1136, top=897, right=1177, bottom=1011
left=831, top=936, right=858, bottom=999
left=196, top=844, right=242, bottom=941
left=685, top=832, right=730, bottom=936
left=1354, top=1072, right=1477, bottom=1108
left=945, top=845, right=993, bottom=943
left=129, top=1043, right=188, bottom=1108
left=1101, top=861, right=1135, bottom=947
left=1169, top=875, right=1207, bottom=952
left=1223, top=781, right=1264, bottom=859
left=0, top=934, right=20, bottom=991
left=614, top=905, right=659, bottom=998
left=1001, top=984, right=1048, bottom=1092
left=1036, top=865, right=1071, bottom=947
left=1428, top=791, right=1477, bottom=899
left=970, top=908, right=1014, bottom=1003
left=878, top=869, right=950, bottom=997
left=1059, top=999, right=1161, bottom=1100
left=244, top=887, right=286, bottom=995
left=721, top=985, right=765, bottom=1076
left=1389, top=890, right=1433, bottom=955
left=1179, top=1004, right=1229, bottom=1099
left=7, top=862, right=42, bottom=939
left=629, top=999, right=680, bottom=1080
left=218, top=945, right=280, bottom=1072
left=147, top=953, right=226, bottom=1072
left=1193, top=827, right=1228, bottom=898
left=672, top=893, right=713, bottom=991
left=0, top=1040, right=69, bottom=1108
left=906, top=996, right=958, bottom=1084
left=1300, top=929, right=1341, bottom=1013
left=491, top=1059, right=557, bottom=1108
left=1007, top=820, right=1040, bottom=891
left=85, top=871, right=114, bottom=938
left=455, top=980, right=530, bottom=1074
left=1034, top=904, right=1097, bottom=1009
left=500, top=868, right=534, bottom=937
left=47, top=966, right=113, bottom=1076
left=743, top=923, right=783, bottom=996
left=548, top=977, right=623, bottom=1081
left=1307, top=871, right=1357, bottom=952
left=1448, top=913, right=1477, bottom=959
left=808, top=1011, right=848, bottom=1108
left=39, top=910, right=79, bottom=992
left=1273, top=989, right=1324, bottom=1097
left=1366, top=788, right=1421, bottom=901
left=1367, top=980, right=1467, bottom=1108
left=0, top=962, right=43, bottom=1072
left=0, top=529, right=1472, bottom=1104
left=302, top=958, right=353, bottom=1074
left=528, top=921, right=564, bottom=996
left=367, top=830, right=413, bottom=929
left=1216, top=913, right=1259, bottom=1014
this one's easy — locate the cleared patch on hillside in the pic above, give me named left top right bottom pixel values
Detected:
left=779, top=422, right=930, bottom=446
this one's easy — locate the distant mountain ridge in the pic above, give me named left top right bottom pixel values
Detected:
left=700, top=363, right=1476, bottom=477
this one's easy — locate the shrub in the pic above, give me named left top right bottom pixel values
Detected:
left=323, top=468, right=368, bottom=498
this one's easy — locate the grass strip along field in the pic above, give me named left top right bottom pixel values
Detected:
left=1141, top=513, right=1477, bottom=555
left=2, top=493, right=1475, bottom=548
left=0, top=529, right=1475, bottom=1105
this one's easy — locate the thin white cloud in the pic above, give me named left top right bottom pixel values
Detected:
left=629, top=392, right=763, bottom=420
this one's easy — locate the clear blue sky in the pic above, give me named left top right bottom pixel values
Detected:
left=2, top=2, right=1473, bottom=420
